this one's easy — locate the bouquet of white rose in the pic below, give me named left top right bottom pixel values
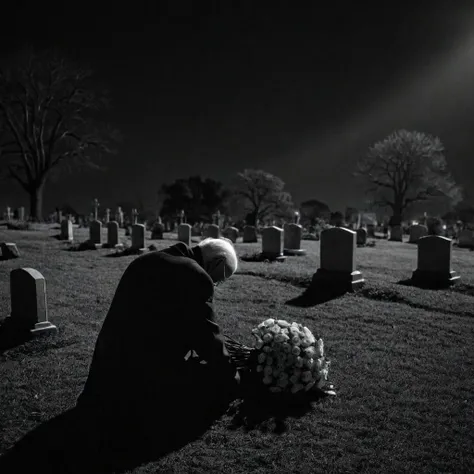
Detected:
left=225, top=318, right=335, bottom=397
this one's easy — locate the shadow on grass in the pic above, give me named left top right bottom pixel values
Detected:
left=0, top=378, right=234, bottom=473
left=227, top=379, right=330, bottom=434
left=285, top=284, right=347, bottom=307
left=397, top=278, right=455, bottom=291
left=0, top=318, right=33, bottom=354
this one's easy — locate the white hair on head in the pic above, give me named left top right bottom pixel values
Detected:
left=198, top=237, right=238, bottom=280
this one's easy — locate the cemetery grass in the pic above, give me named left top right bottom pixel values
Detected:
left=0, top=227, right=472, bottom=473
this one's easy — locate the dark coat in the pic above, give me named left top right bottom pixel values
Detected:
left=77, top=242, right=236, bottom=411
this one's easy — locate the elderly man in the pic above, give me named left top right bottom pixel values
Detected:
left=77, top=237, right=240, bottom=423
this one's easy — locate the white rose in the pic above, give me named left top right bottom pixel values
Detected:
left=265, top=356, right=274, bottom=366
left=263, top=319, right=275, bottom=327
left=304, top=358, right=314, bottom=369
left=256, top=364, right=264, bottom=372
left=316, top=339, right=324, bottom=358
left=282, top=342, right=291, bottom=353
left=269, top=325, right=281, bottom=334
left=263, top=376, right=273, bottom=385
left=257, top=353, right=266, bottom=364
left=289, top=374, right=299, bottom=385
left=269, top=386, right=282, bottom=393
left=291, top=346, right=301, bottom=356
left=277, top=320, right=291, bottom=328
left=251, top=328, right=260, bottom=335
left=263, top=345, right=272, bottom=353
left=304, top=347, right=316, bottom=359
left=263, top=333, right=273, bottom=343
left=264, top=366, right=273, bottom=377
left=277, top=378, right=289, bottom=389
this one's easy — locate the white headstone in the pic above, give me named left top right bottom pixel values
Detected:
left=60, top=219, right=73, bottom=241
left=412, top=236, right=459, bottom=286
left=312, top=227, right=364, bottom=291
left=10, top=268, right=57, bottom=335
left=262, top=226, right=284, bottom=259
left=107, top=221, right=119, bottom=247
left=283, top=223, right=306, bottom=256
left=409, top=224, right=428, bottom=243
left=178, top=223, right=191, bottom=246
left=131, top=223, right=146, bottom=250
left=17, top=206, right=25, bottom=221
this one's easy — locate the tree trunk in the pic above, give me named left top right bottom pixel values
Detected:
left=28, top=182, right=45, bottom=222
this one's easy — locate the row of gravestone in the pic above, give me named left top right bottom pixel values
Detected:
left=177, top=223, right=310, bottom=252
left=313, top=227, right=460, bottom=290
left=390, top=224, right=474, bottom=248
left=3, top=229, right=460, bottom=341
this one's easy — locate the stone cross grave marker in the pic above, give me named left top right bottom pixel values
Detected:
left=178, top=223, right=191, bottom=246
left=412, top=235, right=460, bottom=287
left=312, top=227, right=364, bottom=292
left=115, top=207, right=124, bottom=227
left=284, top=223, right=306, bottom=256
left=10, top=268, right=58, bottom=335
left=92, top=198, right=100, bottom=220
left=105, top=208, right=111, bottom=223
left=132, top=208, right=138, bottom=225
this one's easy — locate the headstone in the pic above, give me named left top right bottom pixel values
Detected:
left=367, top=224, right=375, bottom=238
left=5, top=206, right=12, bottom=221
left=356, top=228, right=367, bottom=246
left=389, top=225, right=403, bottom=242
left=458, top=229, right=474, bottom=248
left=243, top=225, right=258, bottom=243
left=0, top=242, right=20, bottom=260
left=283, top=223, right=306, bottom=256
left=17, top=206, right=25, bottom=221
left=105, top=208, right=111, bottom=223
left=178, top=223, right=191, bottom=246
left=311, top=227, right=364, bottom=292
left=56, top=210, right=62, bottom=224
left=90, top=220, right=102, bottom=245
left=412, top=236, right=460, bottom=287
left=10, top=268, right=58, bottom=335
left=107, top=221, right=119, bottom=247
left=223, top=226, right=239, bottom=243
left=294, top=211, right=300, bottom=225
left=60, top=219, right=73, bottom=241
left=261, top=226, right=285, bottom=261
left=131, top=224, right=146, bottom=252
left=151, top=221, right=164, bottom=239
left=409, top=224, right=428, bottom=243
left=205, top=224, right=220, bottom=239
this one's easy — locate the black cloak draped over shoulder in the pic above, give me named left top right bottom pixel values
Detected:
left=77, top=242, right=237, bottom=412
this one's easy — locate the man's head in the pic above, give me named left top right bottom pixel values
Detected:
left=198, top=237, right=238, bottom=284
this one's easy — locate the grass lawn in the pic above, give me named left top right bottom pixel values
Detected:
left=0, top=225, right=473, bottom=473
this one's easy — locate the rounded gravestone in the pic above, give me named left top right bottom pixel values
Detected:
left=178, top=223, right=192, bottom=246
left=261, top=226, right=285, bottom=261
left=283, top=223, right=306, bottom=256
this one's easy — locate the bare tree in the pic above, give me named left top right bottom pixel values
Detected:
left=235, top=169, right=294, bottom=226
left=0, top=48, right=120, bottom=221
left=354, top=129, right=462, bottom=225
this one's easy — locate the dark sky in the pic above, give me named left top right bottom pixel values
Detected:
left=2, top=1, right=474, bottom=216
